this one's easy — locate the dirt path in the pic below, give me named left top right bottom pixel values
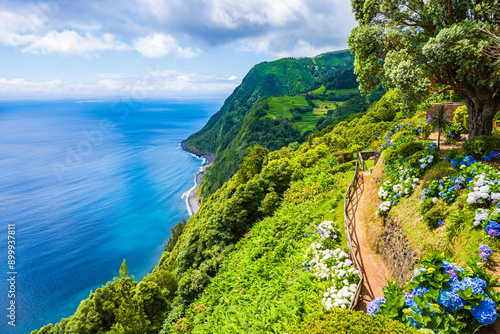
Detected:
left=348, top=170, right=391, bottom=311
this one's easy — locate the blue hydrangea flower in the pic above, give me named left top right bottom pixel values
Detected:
left=485, top=221, right=500, bottom=237
left=471, top=298, right=497, bottom=325
left=442, top=261, right=464, bottom=273
left=437, top=281, right=467, bottom=312
left=479, top=244, right=492, bottom=261
left=367, top=297, right=386, bottom=315
left=407, top=286, right=430, bottom=300
left=463, top=277, right=487, bottom=292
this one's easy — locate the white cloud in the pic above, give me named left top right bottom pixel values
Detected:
left=96, top=79, right=124, bottom=90
left=0, top=78, right=65, bottom=94
left=135, top=0, right=355, bottom=56
left=0, top=0, right=355, bottom=58
left=22, top=30, right=129, bottom=57
left=207, top=0, right=302, bottom=28
left=0, top=69, right=240, bottom=99
left=133, top=33, right=202, bottom=58
left=227, top=75, right=237, bottom=80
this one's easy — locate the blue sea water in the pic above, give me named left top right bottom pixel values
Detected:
left=0, top=98, right=222, bottom=333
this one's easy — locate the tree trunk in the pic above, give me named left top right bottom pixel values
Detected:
left=462, top=84, right=500, bottom=137
left=437, top=129, right=441, bottom=151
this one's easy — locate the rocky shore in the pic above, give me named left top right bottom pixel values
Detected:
left=180, top=140, right=215, bottom=216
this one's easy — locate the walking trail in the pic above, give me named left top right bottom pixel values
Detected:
left=348, top=170, right=391, bottom=311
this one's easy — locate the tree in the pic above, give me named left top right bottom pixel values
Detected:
left=348, top=0, right=500, bottom=137
left=429, top=106, right=451, bottom=151
left=119, top=259, right=129, bottom=278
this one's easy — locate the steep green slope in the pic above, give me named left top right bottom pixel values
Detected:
left=185, top=50, right=355, bottom=198
left=186, top=50, right=353, bottom=151
left=184, top=57, right=316, bottom=155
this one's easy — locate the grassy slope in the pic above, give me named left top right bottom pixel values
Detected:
left=264, top=89, right=356, bottom=135
left=266, top=96, right=310, bottom=119
left=310, top=85, right=326, bottom=95
left=266, top=96, right=318, bottom=134
left=177, top=169, right=351, bottom=333
left=326, top=88, right=359, bottom=95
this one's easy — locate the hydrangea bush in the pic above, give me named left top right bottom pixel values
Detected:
left=376, top=134, right=437, bottom=217
left=367, top=254, right=500, bottom=333
left=420, top=156, right=500, bottom=238
left=303, top=221, right=360, bottom=310
left=421, top=177, right=466, bottom=204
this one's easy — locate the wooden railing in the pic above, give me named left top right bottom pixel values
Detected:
left=357, top=150, right=379, bottom=171
left=344, top=160, right=364, bottom=310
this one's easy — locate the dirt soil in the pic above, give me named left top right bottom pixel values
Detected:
left=349, top=170, right=391, bottom=311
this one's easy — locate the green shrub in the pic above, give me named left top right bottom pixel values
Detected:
left=444, top=123, right=464, bottom=143
left=391, top=130, right=411, bottom=142
left=422, top=205, right=446, bottom=229
left=453, top=105, right=469, bottom=132
left=462, top=136, right=500, bottom=158
left=446, top=148, right=463, bottom=162
left=446, top=209, right=467, bottom=241
left=419, top=199, right=435, bottom=216
left=397, top=141, right=424, bottom=160
left=332, top=150, right=354, bottom=163
left=294, top=310, right=418, bottom=334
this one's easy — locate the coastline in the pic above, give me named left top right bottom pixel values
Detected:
left=180, top=140, right=215, bottom=216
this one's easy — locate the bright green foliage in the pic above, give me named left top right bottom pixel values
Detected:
left=453, top=106, right=469, bottom=133
left=170, top=151, right=354, bottom=333
left=348, top=0, right=500, bottom=136
left=237, top=145, right=269, bottom=184
left=164, top=220, right=187, bottom=253
left=294, top=310, right=419, bottom=334
left=462, top=135, right=500, bottom=158
left=119, top=259, right=129, bottom=278
left=422, top=205, right=447, bottom=230
left=444, top=124, right=465, bottom=144
left=310, top=84, right=326, bottom=95
left=366, top=88, right=400, bottom=122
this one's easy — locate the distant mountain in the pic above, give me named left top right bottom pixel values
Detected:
left=185, top=50, right=356, bottom=198
left=185, top=50, right=354, bottom=156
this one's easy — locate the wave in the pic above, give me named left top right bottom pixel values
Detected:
left=181, top=156, right=208, bottom=216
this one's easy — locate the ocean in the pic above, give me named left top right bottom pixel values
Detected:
left=0, top=98, right=222, bottom=333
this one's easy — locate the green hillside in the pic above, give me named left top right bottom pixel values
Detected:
left=185, top=50, right=357, bottom=198
left=33, top=98, right=414, bottom=334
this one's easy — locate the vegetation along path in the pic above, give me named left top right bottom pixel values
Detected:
left=347, top=169, right=391, bottom=311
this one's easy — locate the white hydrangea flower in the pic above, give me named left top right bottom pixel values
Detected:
left=480, top=185, right=491, bottom=193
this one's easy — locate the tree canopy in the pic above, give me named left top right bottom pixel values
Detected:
left=348, top=0, right=500, bottom=137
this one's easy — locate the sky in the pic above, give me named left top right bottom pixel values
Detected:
left=0, top=0, right=357, bottom=99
